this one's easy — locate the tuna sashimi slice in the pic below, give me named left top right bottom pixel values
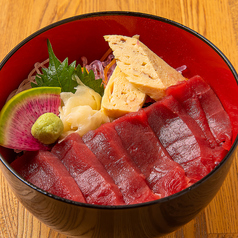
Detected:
left=51, top=133, right=81, bottom=160
left=166, top=80, right=218, bottom=148
left=145, top=98, right=212, bottom=183
left=161, top=95, right=227, bottom=166
left=83, top=123, right=160, bottom=204
left=112, top=110, right=190, bottom=197
left=11, top=151, right=86, bottom=203
left=187, top=75, right=232, bottom=150
left=52, top=133, right=125, bottom=205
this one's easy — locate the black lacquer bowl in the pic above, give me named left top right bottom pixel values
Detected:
left=0, top=12, right=237, bottom=238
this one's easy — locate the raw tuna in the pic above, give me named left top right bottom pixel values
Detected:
left=83, top=123, right=160, bottom=204
left=166, top=80, right=218, bottom=148
left=186, top=75, right=232, bottom=150
left=162, top=95, right=227, bottom=166
left=52, top=133, right=125, bottom=205
left=145, top=97, right=213, bottom=183
left=11, top=151, right=86, bottom=203
left=51, top=132, right=82, bottom=160
left=112, top=110, right=190, bottom=197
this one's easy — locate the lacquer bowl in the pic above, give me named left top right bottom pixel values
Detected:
left=0, top=11, right=237, bottom=238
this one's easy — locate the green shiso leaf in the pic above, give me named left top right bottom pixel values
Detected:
left=31, top=40, right=78, bottom=93
left=74, top=65, right=105, bottom=96
left=31, top=39, right=104, bottom=95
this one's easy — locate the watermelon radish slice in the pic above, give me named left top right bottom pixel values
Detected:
left=0, top=87, right=61, bottom=151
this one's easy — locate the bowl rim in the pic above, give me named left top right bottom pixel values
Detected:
left=0, top=11, right=238, bottom=210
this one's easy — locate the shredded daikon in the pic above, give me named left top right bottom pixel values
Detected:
left=6, top=59, right=49, bottom=102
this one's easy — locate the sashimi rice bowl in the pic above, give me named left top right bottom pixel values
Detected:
left=0, top=12, right=237, bottom=238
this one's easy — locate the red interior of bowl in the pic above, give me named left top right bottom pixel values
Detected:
left=0, top=13, right=238, bottom=163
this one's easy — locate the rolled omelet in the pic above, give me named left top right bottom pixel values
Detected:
left=101, top=66, right=146, bottom=118
left=104, top=35, right=186, bottom=101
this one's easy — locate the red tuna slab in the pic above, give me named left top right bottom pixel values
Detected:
left=145, top=98, right=213, bottom=183
left=112, top=110, right=190, bottom=197
left=186, top=75, right=232, bottom=150
left=51, top=132, right=82, bottom=160
left=166, top=79, right=218, bottom=148
left=162, top=95, right=227, bottom=166
left=83, top=123, right=160, bottom=204
left=11, top=151, right=86, bottom=203
left=52, top=133, right=125, bottom=205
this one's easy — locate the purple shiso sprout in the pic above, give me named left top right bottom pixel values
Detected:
left=82, top=54, right=116, bottom=82
left=176, top=65, right=187, bottom=74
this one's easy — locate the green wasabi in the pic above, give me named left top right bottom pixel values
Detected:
left=31, top=113, right=64, bottom=144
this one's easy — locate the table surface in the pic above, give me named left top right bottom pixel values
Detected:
left=0, top=0, right=238, bottom=237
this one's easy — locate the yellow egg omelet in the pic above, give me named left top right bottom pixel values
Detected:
left=101, top=66, right=146, bottom=118
left=104, top=35, right=186, bottom=101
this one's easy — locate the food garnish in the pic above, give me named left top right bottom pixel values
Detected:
left=31, top=39, right=104, bottom=96
left=31, top=112, right=64, bottom=144
left=74, top=65, right=104, bottom=96
left=59, top=83, right=109, bottom=139
left=0, top=87, right=61, bottom=151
